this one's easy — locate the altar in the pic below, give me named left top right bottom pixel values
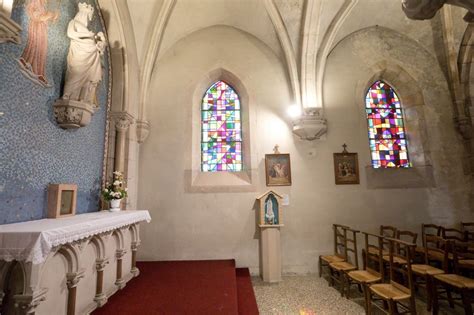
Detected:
left=0, top=210, right=151, bottom=315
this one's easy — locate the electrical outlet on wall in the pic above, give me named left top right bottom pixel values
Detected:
left=282, top=194, right=289, bottom=206
left=307, top=148, right=317, bottom=159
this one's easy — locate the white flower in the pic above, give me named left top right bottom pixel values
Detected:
left=125, top=188, right=128, bottom=191
left=113, top=180, right=121, bottom=186
left=104, top=188, right=108, bottom=192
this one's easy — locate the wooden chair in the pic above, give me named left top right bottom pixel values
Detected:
left=461, top=222, right=474, bottom=233
left=461, top=222, right=474, bottom=243
left=411, top=235, right=447, bottom=311
left=382, top=230, right=418, bottom=265
left=380, top=225, right=397, bottom=249
left=329, top=227, right=359, bottom=296
left=364, top=226, right=397, bottom=259
left=319, top=224, right=349, bottom=279
left=433, top=241, right=474, bottom=315
left=415, top=224, right=441, bottom=256
left=347, top=232, right=384, bottom=313
left=442, top=227, right=466, bottom=242
left=367, top=238, right=417, bottom=315
left=456, top=240, right=474, bottom=275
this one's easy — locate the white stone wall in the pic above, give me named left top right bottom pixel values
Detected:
left=127, top=0, right=473, bottom=274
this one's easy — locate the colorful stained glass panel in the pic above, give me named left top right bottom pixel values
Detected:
left=365, top=81, right=410, bottom=168
left=201, top=81, right=242, bottom=172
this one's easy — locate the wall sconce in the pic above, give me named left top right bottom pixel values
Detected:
left=287, top=104, right=302, bottom=118
left=289, top=107, right=327, bottom=141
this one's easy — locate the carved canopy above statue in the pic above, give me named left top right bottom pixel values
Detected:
left=402, top=0, right=474, bottom=21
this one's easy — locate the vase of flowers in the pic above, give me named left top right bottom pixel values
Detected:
left=102, top=171, right=128, bottom=212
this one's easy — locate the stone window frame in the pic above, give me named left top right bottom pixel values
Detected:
left=185, top=68, right=257, bottom=193
left=356, top=64, right=435, bottom=189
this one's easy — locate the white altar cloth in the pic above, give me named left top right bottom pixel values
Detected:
left=0, top=210, right=151, bottom=264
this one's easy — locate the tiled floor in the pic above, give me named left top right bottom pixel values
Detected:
left=252, top=275, right=465, bottom=314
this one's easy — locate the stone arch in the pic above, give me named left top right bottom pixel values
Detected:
left=191, top=68, right=252, bottom=171
left=356, top=63, right=431, bottom=168
left=88, top=235, right=107, bottom=260
left=325, top=25, right=457, bottom=188
left=129, top=224, right=140, bottom=245
left=57, top=245, right=81, bottom=275
left=459, top=24, right=474, bottom=117
left=98, top=0, right=140, bottom=115
left=0, top=261, right=27, bottom=312
left=149, top=24, right=282, bottom=120
left=188, top=67, right=256, bottom=191
left=112, top=229, right=125, bottom=251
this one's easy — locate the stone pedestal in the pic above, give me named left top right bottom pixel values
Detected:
left=53, top=99, right=96, bottom=129
left=259, top=225, right=283, bottom=283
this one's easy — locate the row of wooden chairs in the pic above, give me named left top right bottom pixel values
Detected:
left=319, top=224, right=474, bottom=314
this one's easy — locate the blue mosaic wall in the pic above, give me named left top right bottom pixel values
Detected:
left=0, top=0, right=109, bottom=224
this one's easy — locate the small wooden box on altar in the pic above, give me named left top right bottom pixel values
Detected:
left=256, top=190, right=284, bottom=282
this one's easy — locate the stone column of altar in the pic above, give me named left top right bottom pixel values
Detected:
left=94, top=258, right=109, bottom=307
left=115, top=249, right=127, bottom=289
left=66, top=271, right=84, bottom=315
left=130, top=241, right=140, bottom=277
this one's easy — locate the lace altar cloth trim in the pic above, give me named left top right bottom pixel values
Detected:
left=0, top=210, right=151, bottom=264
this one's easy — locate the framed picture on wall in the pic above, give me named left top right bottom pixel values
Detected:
left=333, top=152, right=360, bottom=185
left=265, top=154, right=292, bottom=186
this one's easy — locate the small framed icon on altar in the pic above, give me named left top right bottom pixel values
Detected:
left=47, top=184, right=77, bottom=218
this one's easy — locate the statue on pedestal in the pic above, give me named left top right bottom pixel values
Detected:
left=53, top=2, right=106, bottom=129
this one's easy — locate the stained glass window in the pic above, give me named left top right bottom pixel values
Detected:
left=365, top=80, right=410, bottom=168
left=201, top=81, right=242, bottom=172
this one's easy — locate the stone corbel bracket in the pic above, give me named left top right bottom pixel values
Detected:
left=136, top=119, right=150, bottom=144
left=110, top=112, right=135, bottom=132
left=13, top=288, right=48, bottom=315
left=291, top=108, right=328, bottom=141
left=0, top=10, right=21, bottom=44
left=53, top=99, right=97, bottom=129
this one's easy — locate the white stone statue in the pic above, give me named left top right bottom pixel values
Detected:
left=62, top=2, right=106, bottom=107
left=265, top=197, right=275, bottom=225
left=402, top=0, right=474, bottom=21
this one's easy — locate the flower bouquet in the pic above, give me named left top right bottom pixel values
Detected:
left=102, top=171, right=128, bottom=211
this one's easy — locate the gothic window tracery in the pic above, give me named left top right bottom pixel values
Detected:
left=365, top=80, right=410, bottom=168
left=201, top=81, right=242, bottom=172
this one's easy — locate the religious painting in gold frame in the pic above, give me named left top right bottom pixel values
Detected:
left=47, top=184, right=77, bottom=218
left=265, top=154, right=292, bottom=186
left=333, top=151, right=359, bottom=185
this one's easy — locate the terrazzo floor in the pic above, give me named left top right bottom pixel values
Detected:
left=252, top=275, right=465, bottom=314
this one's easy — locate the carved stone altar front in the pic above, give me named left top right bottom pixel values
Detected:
left=0, top=211, right=150, bottom=315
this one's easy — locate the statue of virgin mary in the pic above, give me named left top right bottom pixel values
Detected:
left=61, top=2, right=106, bottom=107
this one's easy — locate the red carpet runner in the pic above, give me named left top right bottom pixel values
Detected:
left=92, top=260, right=259, bottom=315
